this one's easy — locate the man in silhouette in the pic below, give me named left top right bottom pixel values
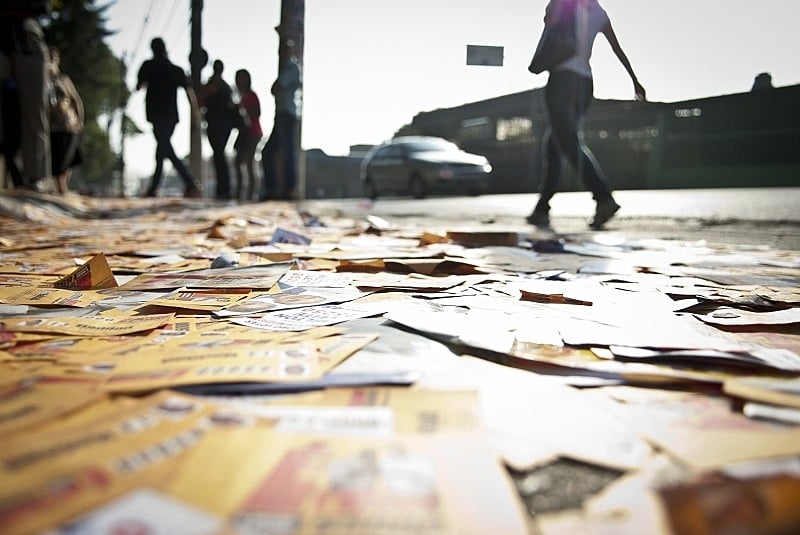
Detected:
left=136, top=37, right=203, bottom=198
left=199, top=59, right=235, bottom=199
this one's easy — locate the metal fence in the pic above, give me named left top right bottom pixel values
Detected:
left=411, top=83, right=800, bottom=194
left=301, top=84, right=800, bottom=199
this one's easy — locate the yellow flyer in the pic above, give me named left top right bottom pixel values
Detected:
left=0, top=286, right=112, bottom=308
left=0, top=258, right=75, bottom=276
left=239, top=251, right=294, bottom=265
left=105, top=254, right=210, bottom=274
left=167, top=430, right=529, bottom=535
left=53, top=252, right=118, bottom=290
left=0, top=374, right=104, bottom=438
left=104, top=332, right=378, bottom=393
left=101, top=323, right=291, bottom=357
left=0, top=391, right=211, bottom=478
left=4, top=335, right=151, bottom=368
left=0, top=313, right=174, bottom=336
left=50, top=394, right=143, bottom=429
left=0, top=392, right=231, bottom=535
left=0, top=273, right=60, bottom=286
left=163, top=316, right=226, bottom=333
left=117, top=263, right=291, bottom=291
left=259, top=387, right=482, bottom=435
left=0, top=330, right=58, bottom=350
left=0, top=459, right=175, bottom=535
left=145, top=288, right=250, bottom=311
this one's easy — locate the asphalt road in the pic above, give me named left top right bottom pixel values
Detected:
left=2, top=187, right=798, bottom=250
left=302, top=187, right=800, bottom=251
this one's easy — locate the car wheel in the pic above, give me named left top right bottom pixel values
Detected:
left=363, top=177, right=378, bottom=200
left=409, top=173, right=427, bottom=199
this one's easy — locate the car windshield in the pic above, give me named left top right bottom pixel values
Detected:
left=401, top=139, right=459, bottom=153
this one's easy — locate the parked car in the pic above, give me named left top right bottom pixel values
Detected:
left=360, top=136, right=493, bottom=199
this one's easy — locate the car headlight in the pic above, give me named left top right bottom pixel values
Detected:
left=483, top=163, right=493, bottom=173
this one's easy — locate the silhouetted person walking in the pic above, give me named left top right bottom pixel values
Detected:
left=233, top=68, right=262, bottom=202
left=48, top=47, right=83, bottom=194
left=199, top=59, right=234, bottom=199
left=136, top=37, right=203, bottom=198
left=1, top=2, right=50, bottom=189
left=527, top=0, right=645, bottom=229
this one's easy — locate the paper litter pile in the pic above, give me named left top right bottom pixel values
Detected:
left=1, top=194, right=800, bottom=534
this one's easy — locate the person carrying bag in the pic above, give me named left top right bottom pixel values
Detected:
left=526, top=0, right=646, bottom=230
left=528, top=0, right=577, bottom=74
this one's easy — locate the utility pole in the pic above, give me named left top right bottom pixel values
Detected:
left=189, top=0, right=207, bottom=186
left=118, top=54, right=127, bottom=198
left=278, top=0, right=304, bottom=199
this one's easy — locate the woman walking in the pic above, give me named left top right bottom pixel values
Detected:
left=233, top=69, right=262, bottom=202
left=48, top=47, right=83, bottom=194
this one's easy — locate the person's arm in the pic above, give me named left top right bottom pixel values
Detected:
left=602, top=21, right=646, bottom=101
left=253, top=92, right=261, bottom=119
left=196, top=82, right=209, bottom=108
left=135, top=62, right=147, bottom=91
left=185, top=85, right=201, bottom=124
left=196, top=77, right=219, bottom=108
left=65, top=76, right=84, bottom=127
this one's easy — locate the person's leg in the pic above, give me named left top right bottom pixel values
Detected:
left=572, top=76, right=613, bottom=202
left=0, top=143, right=24, bottom=187
left=546, top=72, right=590, bottom=184
left=145, top=121, right=170, bottom=196
left=233, top=133, right=245, bottom=202
left=159, top=123, right=200, bottom=196
left=208, top=125, right=231, bottom=199
left=55, top=172, right=67, bottom=194
left=212, top=147, right=230, bottom=199
left=572, top=77, right=620, bottom=228
left=528, top=128, right=562, bottom=225
left=528, top=72, right=572, bottom=225
left=244, top=135, right=259, bottom=201
left=50, top=131, right=73, bottom=194
left=57, top=133, right=80, bottom=194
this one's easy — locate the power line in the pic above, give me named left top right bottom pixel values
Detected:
left=168, top=13, right=191, bottom=51
left=159, top=0, right=185, bottom=40
left=126, top=0, right=156, bottom=71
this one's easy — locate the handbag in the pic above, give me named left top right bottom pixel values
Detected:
left=528, top=0, right=577, bottom=74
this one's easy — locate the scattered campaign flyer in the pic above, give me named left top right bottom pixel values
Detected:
left=54, top=252, right=118, bottom=290
left=2, top=191, right=800, bottom=534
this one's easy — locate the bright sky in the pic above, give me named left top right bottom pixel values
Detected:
left=105, top=0, right=800, bottom=180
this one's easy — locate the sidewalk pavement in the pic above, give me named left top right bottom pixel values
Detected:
left=1, top=190, right=800, bottom=534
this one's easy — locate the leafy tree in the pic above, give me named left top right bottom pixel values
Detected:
left=42, top=0, right=135, bottom=193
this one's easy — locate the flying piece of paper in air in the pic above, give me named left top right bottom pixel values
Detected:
left=466, top=44, right=504, bottom=66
